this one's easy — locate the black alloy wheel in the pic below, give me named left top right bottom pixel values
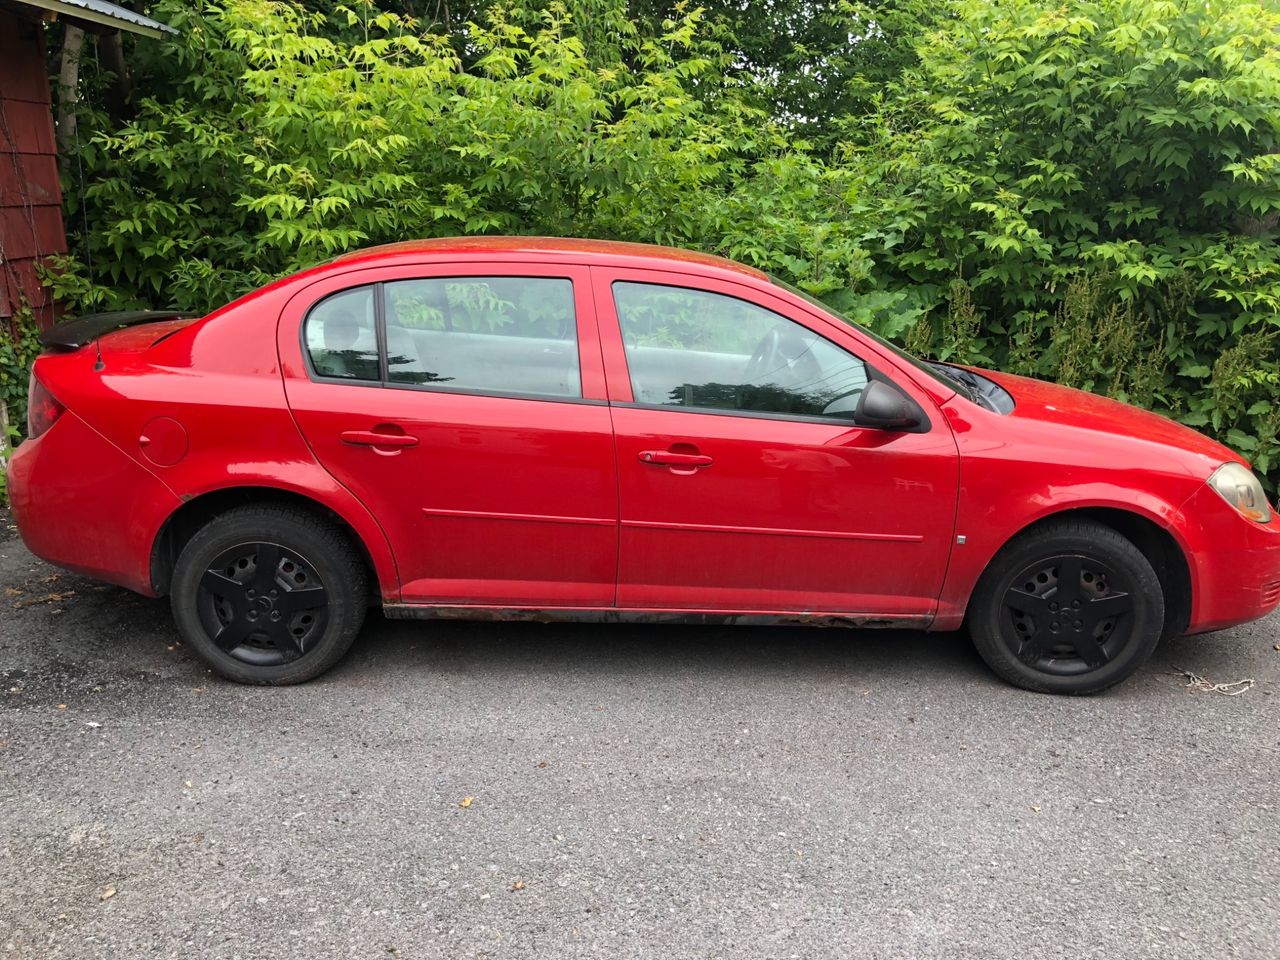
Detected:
left=968, top=518, right=1164, bottom=695
left=197, top=542, right=330, bottom=666
left=171, top=505, right=367, bottom=684
left=1001, top=554, right=1134, bottom=674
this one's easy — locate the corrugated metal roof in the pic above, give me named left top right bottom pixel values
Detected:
left=11, top=0, right=177, bottom=38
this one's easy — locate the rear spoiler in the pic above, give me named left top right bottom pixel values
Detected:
left=39, top=310, right=193, bottom=350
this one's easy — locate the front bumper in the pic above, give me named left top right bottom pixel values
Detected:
left=1174, top=482, right=1280, bottom=634
left=8, top=410, right=181, bottom=596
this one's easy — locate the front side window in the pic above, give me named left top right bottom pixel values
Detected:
left=383, top=277, right=580, bottom=398
left=304, top=286, right=379, bottom=381
left=613, top=282, right=869, bottom=419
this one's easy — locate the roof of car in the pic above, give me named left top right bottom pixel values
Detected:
left=332, top=236, right=769, bottom=280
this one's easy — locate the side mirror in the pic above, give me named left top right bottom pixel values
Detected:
left=854, top=380, right=921, bottom=431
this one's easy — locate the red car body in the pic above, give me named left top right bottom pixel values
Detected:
left=9, top=237, right=1280, bottom=646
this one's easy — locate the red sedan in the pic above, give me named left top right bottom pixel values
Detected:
left=8, top=238, right=1279, bottom=692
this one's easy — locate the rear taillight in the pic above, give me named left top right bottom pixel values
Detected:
left=26, top=371, right=65, bottom=439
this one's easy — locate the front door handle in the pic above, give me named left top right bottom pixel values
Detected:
left=638, top=450, right=713, bottom=467
left=341, top=429, right=419, bottom=448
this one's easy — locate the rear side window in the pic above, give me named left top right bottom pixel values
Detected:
left=304, top=286, right=379, bottom=381
left=382, top=277, right=580, bottom=398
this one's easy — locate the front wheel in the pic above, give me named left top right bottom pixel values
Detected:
left=170, top=505, right=368, bottom=684
left=967, top=519, right=1164, bottom=695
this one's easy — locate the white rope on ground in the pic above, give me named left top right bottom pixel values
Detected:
left=1175, top=667, right=1255, bottom=696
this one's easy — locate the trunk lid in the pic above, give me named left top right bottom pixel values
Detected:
left=39, top=311, right=197, bottom=353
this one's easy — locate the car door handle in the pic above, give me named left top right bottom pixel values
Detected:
left=638, top=450, right=713, bottom=467
left=341, top=430, right=419, bottom=448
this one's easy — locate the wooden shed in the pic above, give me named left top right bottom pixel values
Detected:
left=0, top=0, right=174, bottom=332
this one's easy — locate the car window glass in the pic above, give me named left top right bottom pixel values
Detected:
left=613, top=282, right=869, bottom=418
left=382, top=277, right=580, bottom=398
left=304, top=286, right=379, bottom=381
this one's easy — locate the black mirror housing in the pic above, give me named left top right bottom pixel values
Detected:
left=854, top=380, right=922, bottom=431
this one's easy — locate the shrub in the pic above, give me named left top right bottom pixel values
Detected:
left=860, top=0, right=1280, bottom=484
left=52, top=0, right=853, bottom=310
left=0, top=310, right=42, bottom=504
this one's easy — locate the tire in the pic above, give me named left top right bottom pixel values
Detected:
left=967, top=519, right=1163, bottom=695
left=170, top=505, right=368, bottom=684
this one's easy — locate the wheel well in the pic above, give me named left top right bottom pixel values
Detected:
left=150, top=487, right=379, bottom=598
left=1006, top=507, right=1192, bottom=640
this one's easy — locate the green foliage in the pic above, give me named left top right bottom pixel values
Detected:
left=0, top=313, right=41, bottom=439
left=0, top=311, right=42, bottom=504
left=628, top=0, right=937, bottom=150
left=56, top=0, right=818, bottom=312
left=860, top=0, right=1280, bottom=485
left=55, top=0, right=881, bottom=331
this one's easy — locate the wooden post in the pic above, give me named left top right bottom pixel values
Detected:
left=56, top=25, right=85, bottom=156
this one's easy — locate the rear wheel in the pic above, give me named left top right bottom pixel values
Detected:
left=171, top=505, right=367, bottom=684
left=967, top=519, right=1163, bottom=694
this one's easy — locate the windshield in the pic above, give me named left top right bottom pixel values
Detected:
left=770, top=278, right=961, bottom=396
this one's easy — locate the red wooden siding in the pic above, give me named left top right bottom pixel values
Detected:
left=0, top=8, right=66, bottom=332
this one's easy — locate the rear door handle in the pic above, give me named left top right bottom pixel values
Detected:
left=341, top=430, right=419, bottom=448
left=638, top=450, right=713, bottom=467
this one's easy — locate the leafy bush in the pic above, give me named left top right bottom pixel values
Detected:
left=52, top=0, right=842, bottom=310
left=0, top=312, right=41, bottom=442
left=860, top=0, right=1280, bottom=483
left=0, top=311, right=41, bottom=504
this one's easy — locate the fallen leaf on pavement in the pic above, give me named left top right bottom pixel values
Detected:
left=12, top=590, right=76, bottom=609
left=510, top=880, right=526, bottom=891
left=459, top=796, right=474, bottom=808
left=100, top=887, right=116, bottom=901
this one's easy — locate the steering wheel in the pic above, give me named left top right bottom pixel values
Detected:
left=744, top=325, right=823, bottom=389
left=744, top=327, right=784, bottom=384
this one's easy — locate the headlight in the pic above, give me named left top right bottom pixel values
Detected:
left=1208, top=462, right=1273, bottom=523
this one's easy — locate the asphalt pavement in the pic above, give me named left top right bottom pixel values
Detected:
left=1, top=512, right=1278, bottom=959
